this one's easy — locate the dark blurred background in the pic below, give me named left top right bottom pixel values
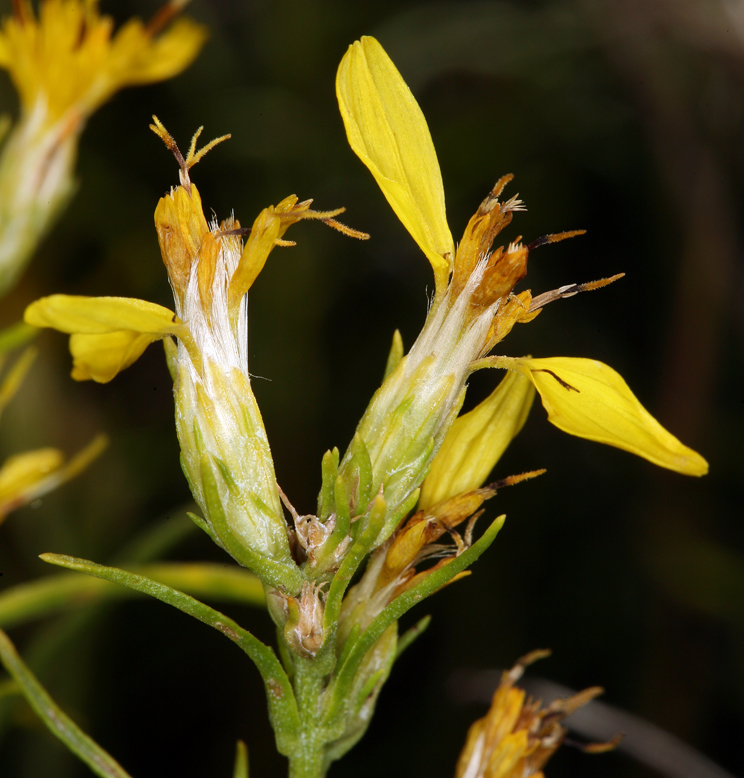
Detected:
left=1, top=1, right=743, bottom=776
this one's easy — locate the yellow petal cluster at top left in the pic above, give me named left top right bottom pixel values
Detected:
left=0, top=0, right=207, bottom=122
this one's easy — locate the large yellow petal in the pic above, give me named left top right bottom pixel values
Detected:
left=69, top=331, right=159, bottom=383
left=419, top=370, right=535, bottom=509
left=24, top=295, right=182, bottom=336
left=514, top=357, right=708, bottom=476
left=337, top=37, right=454, bottom=294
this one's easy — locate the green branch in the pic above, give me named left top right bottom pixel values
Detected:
left=39, top=553, right=302, bottom=751
left=0, top=563, right=264, bottom=631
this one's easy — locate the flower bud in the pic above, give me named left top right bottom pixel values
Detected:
left=154, top=169, right=298, bottom=583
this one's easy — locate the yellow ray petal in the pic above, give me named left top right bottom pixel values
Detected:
left=419, top=370, right=535, bottom=509
left=24, top=295, right=182, bottom=336
left=69, top=331, right=160, bottom=383
left=0, top=448, right=64, bottom=505
left=337, top=36, right=454, bottom=295
left=106, top=18, right=208, bottom=93
left=0, top=434, right=107, bottom=522
left=227, top=196, right=295, bottom=313
left=0, top=346, right=36, bottom=419
left=513, top=357, right=708, bottom=476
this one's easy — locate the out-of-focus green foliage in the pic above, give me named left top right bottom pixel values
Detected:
left=0, top=1, right=742, bottom=777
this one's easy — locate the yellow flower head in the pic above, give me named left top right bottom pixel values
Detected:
left=0, top=0, right=207, bottom=125
left=25, top=119, right=367, bottom=589
left=0, top=0, right=208, bottom=295
left=336, top=36, right=707, bottom=522
left=455, top=651, right=616, bottom=778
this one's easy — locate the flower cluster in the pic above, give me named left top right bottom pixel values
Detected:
left=0, top=0, right=206, bottom=293
left=26, top=116, right=368, bottom=589
left=22, top=34, right=708, bottom=774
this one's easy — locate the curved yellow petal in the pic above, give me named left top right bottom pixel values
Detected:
left=0, top=448, right=64, bottom=504
left=0, top=434, right=107, bottom=522
left=419, top=370, right=535, bottom=509
left=228, top=196, right=296, bottom=313
left=517, top=357, right=708, bottom=476
left=105, top=18, right=208, bottom=93
left=337, top=37, right=454, bottom=294
left=24, top=295, right=182, bottom=336
left=69, top=331, right=159, bottom=383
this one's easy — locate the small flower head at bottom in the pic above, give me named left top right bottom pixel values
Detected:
left=456, top=651, right=618, bottom=778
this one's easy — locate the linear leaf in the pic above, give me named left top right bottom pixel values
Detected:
left=39, top=554, right=301, bottom=745
left=0, top=629, right=133, bottom=778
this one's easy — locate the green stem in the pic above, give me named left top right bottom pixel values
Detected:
left=286, top=657, right=333, bottom=778
left=0, top=563, right=264, bottom=631
left=288, top=744, right=326, bottom=778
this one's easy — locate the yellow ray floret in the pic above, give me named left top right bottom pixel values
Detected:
left=24, top=295, right=183, bottom=335
left=337, top=36, right=454, bottom=295
left=68, top=331, right=162, bottom=383
left=24, top=295, right=185, bottom=383
left=496, top=356, right=708, bottom=476
left=419, top=370, right=535, bottom=509
left=0, top=434, right=108, bottom=523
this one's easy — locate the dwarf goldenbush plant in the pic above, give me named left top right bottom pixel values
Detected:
left=1, top=15, right=708, bottom=778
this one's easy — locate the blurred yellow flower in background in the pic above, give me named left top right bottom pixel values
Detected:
left=0, top=338, right=106, bottom=525
left=0, top=0, right=207, bottom=294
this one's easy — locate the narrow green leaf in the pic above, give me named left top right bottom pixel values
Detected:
left=318, top=449, right=339, bottom=520
left=336, top=622, right=361, bottom=668
left=187, top=510, right=223, bottom=547
left=0, top=322, right=38, bottom=353
left=325, top=515, right=505, bottom=728
left=323, top=493, right=388, bottom=636
left=356, top=667, right=386, bottom=708
left=333, top=471, right=353, bottom=537
left=383, top=329, right=404, bottom=381
left=338, top=433, right=373, bottom=514
left=0, top=563, right=265, bottom=631
left=395, top=615, right=431, bottom=659
left=233, top=740, right=249, bottom=778
left=39, top=554, right=301, bottom=746
left=0, top=629, right=133, bottom=778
